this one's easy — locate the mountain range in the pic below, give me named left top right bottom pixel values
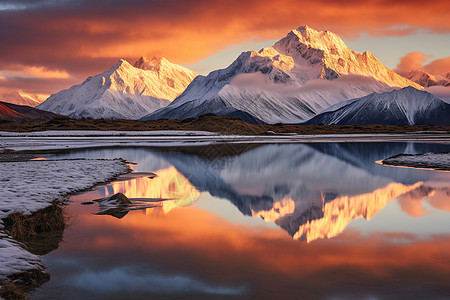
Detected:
left=141, top=26, right=420, bottom=124
left=405, top=70, right=450, bottom=87
left=0, top=90, right=46, bottom=107
left=16, top=26, right=450, bottom=125
left=305, top=87, right=450, bottom=125
left=37, top=57, right=196, bottom=120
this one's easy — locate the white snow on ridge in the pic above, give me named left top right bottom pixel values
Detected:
left=38, top=57, right=197, bottom=120
left=406, top=70, right=450, bottom=87
left=305, top=87, right=450, bottom=125
left=0, top=89, right=46, bottom=107
left=143, top=26, right=420, bottom=124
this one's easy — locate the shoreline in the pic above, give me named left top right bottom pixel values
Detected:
left=1, top=116, right=450, bottom=136
left=1, top=132, right=450, bottom=153
left=0, top=156, right=132, bottom=299
left=381, top=153, right=450, bottom=172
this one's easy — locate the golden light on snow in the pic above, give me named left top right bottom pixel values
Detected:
left=252, top=198, right=295, bottom=223
left=250, top=181, right=425, bottom=243
left=293, top=182, right=423, bottom=242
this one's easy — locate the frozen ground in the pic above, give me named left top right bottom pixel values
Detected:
left=0, top=159, right=130, bottom=285
left=0, top=232, right=44, bottom=283
left=0, top=130, right=217, bottom=137
left=382, top=153, right=450, bottom=171
left=1, top=133, right=450, bottom=152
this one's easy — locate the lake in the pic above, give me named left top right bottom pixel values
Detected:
left=31, top=141, right=450, bottom=299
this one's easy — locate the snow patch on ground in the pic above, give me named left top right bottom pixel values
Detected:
left=2, top=134, right=450, bottom=153
left=0, top=130, right=217, bottom=137
left=0, top=233, right=43, bottom=283
left=0, top=159, right=130, bottom=284
left=0, top=159, right=130, bottom=224
left=382, top=153, right=450, bottom=171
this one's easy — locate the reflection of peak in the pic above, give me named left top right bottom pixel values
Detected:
left=88, top=142, right=449, bottom=243
left=292, top=182, right=422, bottom=243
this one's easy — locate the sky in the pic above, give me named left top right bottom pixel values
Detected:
left=0, top=0, right=449, bottom=98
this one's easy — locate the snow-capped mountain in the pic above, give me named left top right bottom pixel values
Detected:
left=0, top=90, right=46, bottom=107
left=304, top=87, right=450, bottom=125
left=405, top=70, right=450, bottom=87
left=142, top=26, right=420, bottom=124
left=38, top=57, right=197, bottom=120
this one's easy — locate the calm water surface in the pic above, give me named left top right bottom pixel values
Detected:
left=32, top=142, right=450, bottom=299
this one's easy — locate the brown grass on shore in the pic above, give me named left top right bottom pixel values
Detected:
left=2, top=201, right=66, bottom=255
left=0, top=202, right=66, bottom=299
left=0, top=269, right=51, bottom=300
left=0, top=115, right=449, bottom=135
left=0, top=281, right=28, bottom=300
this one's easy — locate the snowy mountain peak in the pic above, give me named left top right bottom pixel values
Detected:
left=305, top=87, right=450, bottom=125
left=133, top=56, right=168, bottom=71
left=405, top=69, right=450, bottom=87
left=140, top=25, right=422, bottom=124
left=0, top=89, right=46, bottom=107
left=273, top=26, right=421, bottom=88
left=291, top=26, right=349, bottom=53
left=38, top=56, right=197, bottom=120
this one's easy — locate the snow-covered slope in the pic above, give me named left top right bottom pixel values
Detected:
left=38, top=57, right=197, bottom=120
left=142, top=26, right=420, bottom=124
left=0, top=90, right=46, bottom=107
left=304, top=87, right=450, bottom=125
left=406, top=70, right=450, bottom=87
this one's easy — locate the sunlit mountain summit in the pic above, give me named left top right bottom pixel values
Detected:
left=142, top=26, right=420, bottom=124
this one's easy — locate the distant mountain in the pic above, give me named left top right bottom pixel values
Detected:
left=0, top=101, right=63, bottom=122
left=304, top=87, right=450, bottom=125
left=0, top=90, right=46, bottom=107
left=142, top=26, right=420, bottom=124
left=405, top=70, right=450, bottom=87
left=38, top=57, right=197, bottom=120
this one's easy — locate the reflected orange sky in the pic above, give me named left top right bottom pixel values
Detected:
left=63, top=190, right=450, bottom=299
left=398, top=185, right=450, bottom=217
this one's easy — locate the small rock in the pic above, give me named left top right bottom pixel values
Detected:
left=108, top=193, right=131, bottom=205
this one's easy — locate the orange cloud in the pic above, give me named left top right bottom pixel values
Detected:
left=396, top=52, right=450, bottom=75
left=423, top=57, right=450, bottom=75
left=395, top=52, right=428, bottom=76
left=0, top=0, right=449, bottom=96
left=0, top=65, right=70, bottom=79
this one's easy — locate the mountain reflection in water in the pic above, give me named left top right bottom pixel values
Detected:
left=67, top=142, right=450, bottom=243
left=33, top=142, right=450, bottom=299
